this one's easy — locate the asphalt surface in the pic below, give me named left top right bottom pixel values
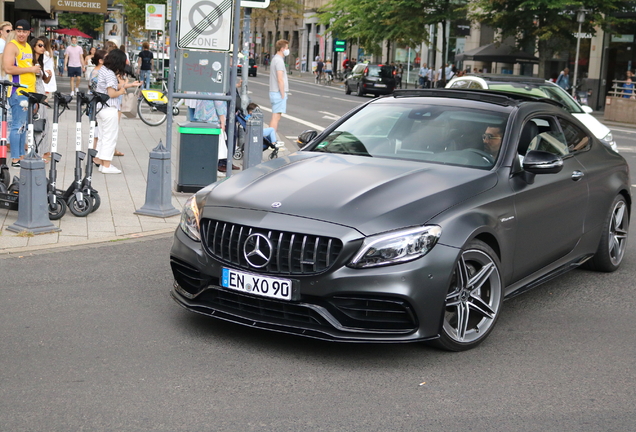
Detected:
left=1, top=229, right=636, bottom=431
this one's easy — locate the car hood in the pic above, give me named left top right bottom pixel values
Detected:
left=572, top=112, right=610, bottom=139
left=205, top=153, right=498, bottom=236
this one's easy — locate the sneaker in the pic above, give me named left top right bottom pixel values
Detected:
left=101, top=165, right=121, bottom=174
left=98, top=165, right=103, bottom=172
left=70, top=91, right=75, bottom=97
left=275, top=141, right=285, bottom=148
left=11, top=160, right=20, bottom=167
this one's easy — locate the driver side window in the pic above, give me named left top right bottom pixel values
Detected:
left=518, top=117, right=569, bottom=158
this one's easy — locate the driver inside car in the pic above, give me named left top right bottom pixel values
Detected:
left=482, top=126, right=504, bottom=158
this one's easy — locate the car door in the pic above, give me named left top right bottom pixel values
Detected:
left=510, top=116, right=588, bottom=281
left=348, top=64, right=364, bottom=89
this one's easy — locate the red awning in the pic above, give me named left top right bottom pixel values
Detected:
left=53, top=28, right=93, bottom=39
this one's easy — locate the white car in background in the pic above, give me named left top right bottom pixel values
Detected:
left=446, top=74, right=617, bottom=152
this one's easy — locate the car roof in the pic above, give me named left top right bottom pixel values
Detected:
left=458, top=74, right=548, bottom=84
left=390, top=88, right=566, bottom=110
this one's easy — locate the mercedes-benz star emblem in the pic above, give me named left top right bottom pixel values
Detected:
left=244, top=233, right=273, bottom=268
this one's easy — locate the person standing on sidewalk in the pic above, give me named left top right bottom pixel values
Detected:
left=92, top=49, right=140, bottom=174
left=269, top=39, right=289, bottom=139
left=137, top=41, right=153, bottom=90
left=64, top=36, right=85, bottom=96
left=3, top=19, right=40, bottom=168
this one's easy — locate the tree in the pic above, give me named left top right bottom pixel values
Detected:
left=118, top=0, right=167, bottom=38
left=317, top=0, right=466, bottom=69
left=252, top=0, right=304, bottom=53
left=470, top=0, right=634, bottom=77
left=57, top=13, right=103, bottom=38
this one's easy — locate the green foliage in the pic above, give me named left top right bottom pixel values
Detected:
left=317, top=0, right=466, bottom=61
left=57, top=13, right=103, bottom=37
left=253, top=0, right=304, bottom=41
left=117, top=0, right=167, bottom=37
left=470, top=0, right=634, bottom=61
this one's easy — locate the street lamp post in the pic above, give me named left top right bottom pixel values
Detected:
left=572, top=9, right=586, bottom=98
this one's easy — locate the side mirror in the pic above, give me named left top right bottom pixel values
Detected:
left=297, top=130, right=318, bottom=146
left=522, top=150, right=564, bottom=174
left=581, top=105, right=593, bottom=114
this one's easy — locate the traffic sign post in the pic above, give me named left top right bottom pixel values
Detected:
left=333, top=39, right=346, bottom=53
left=178, top=0, right=233, bottom=51
left=241, top=0, right=270, bottom=7
left=145, top=4, right=165, bottom=31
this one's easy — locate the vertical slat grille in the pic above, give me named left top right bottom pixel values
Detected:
left=201, top=219, right=343, bottom=275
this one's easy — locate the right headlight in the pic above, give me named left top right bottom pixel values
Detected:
left=179, top=194, right=204, bottom=242
left=348, top=225, right=442, bottom=269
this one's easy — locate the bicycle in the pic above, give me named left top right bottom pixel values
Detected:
left=137, top=77, right=182, bottom=126
left=324, top=71, right=333, bottom=86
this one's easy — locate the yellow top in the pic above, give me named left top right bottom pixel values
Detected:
left=8, top=39, right=36, bottom=95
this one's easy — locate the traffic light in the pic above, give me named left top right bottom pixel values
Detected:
left=334, top=39, right=346, bottom=53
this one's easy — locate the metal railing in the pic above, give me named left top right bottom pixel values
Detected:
left=608, top=79, right=636, bottom=98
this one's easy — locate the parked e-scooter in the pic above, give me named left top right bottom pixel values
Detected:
left=46, top=91, right=74, bottom=220
left=77, top=91, right=109, bottom=212
left=59, top=90, right=93, bottom=217
left=0, top=80, right=25, bottom=210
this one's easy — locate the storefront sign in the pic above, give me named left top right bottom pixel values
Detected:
left=53, top=0, right=107, bottom=13
left=611, top=34, right=635, bottom=43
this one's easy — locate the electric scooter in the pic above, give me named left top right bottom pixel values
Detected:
left=46, top=91, right=73, bottom=220
left=0, top=80, right=24, bottom=210
left=59, top=90, right=93, bottom=217
left=77, top=91, right=109, bottom=212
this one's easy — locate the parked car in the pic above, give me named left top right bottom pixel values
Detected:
left=170, top=89, right=630, bottom=351
left=446, top=74, right=617, bottom=151
left=344, top=63, right=396, bottom=97
left=237, top=58, right=258, bottom=77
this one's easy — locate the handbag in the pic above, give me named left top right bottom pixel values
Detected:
left=121, top=90, right=138, bottom=118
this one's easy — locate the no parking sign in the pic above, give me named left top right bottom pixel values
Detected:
left=177, top=0, right=233, bottom=51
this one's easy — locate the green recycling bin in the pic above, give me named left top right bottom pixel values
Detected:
left=176, top=122, right=220, bottom=193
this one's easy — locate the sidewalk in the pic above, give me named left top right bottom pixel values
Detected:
left=0, top=76, right=297, bottom=254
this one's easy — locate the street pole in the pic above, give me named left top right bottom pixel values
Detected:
left=241, top=7, right=251, bottom=113
left=572, top=10, right=586, bottom=98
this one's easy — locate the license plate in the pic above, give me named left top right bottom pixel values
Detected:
left=375, top=83, right=387, bottom=88
left=221, top=268, right=292, bottom=301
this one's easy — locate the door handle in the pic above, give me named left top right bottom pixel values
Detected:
left=572, top=170, right=584, bottom=181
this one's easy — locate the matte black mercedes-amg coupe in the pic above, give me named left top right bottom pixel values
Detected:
left=170, top=89, right=630, bottom=351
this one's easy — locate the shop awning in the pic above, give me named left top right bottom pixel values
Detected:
left=456, top=43, right=539, bottom=64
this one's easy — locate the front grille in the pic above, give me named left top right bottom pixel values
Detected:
left=200, top=219, right=343, bottom=275
left=198, top=289, right=328, bottom=327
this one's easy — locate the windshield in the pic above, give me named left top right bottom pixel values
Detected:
left=488, top=83, right=584, bottom=114
left=309, top=102, right=509, bottom=170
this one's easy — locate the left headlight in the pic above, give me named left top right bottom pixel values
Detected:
left=179, top=194, right=204, bottom=242
left=349, top=225, right=442, bottom=269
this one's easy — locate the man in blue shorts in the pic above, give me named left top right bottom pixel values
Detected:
left=269, top=39, right=289, bottom=139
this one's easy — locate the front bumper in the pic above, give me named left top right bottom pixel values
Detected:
left=170, top=223, right=459, bottom=343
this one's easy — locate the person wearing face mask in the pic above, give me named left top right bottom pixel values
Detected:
left=268, top=39, right=289, bottom=140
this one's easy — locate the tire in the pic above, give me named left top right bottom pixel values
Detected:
left=233, top=149, right=243, bottom=160
left=48, top=198, right=67, bottom=220
left=68, top=194, right=93, bottom=217
left=429, top=240, right=503, bottom=351
left=585, top=195, right=629, bottom=272
left=172, top=106, right=180, bottom=116
left=137, top=98, right=167, bottom=127
left=356, top=84, right=364, bottom=97
left=345, top=83, right=351, bottom=95
left=90, top=192, right=101, bottom=213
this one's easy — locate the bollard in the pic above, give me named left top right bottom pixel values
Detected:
left=244, top=109, right=264, bottom=170
left=7, top=151, right=60, bottom=234
left=135, top=140, right=180, bottom=218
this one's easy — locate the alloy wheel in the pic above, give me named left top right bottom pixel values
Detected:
left=443, top=247, right=502, bottom=345
left=609, top=200, right=628, bottom=266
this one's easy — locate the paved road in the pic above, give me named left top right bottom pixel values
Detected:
left=1, top=233, right=635, bottom=431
